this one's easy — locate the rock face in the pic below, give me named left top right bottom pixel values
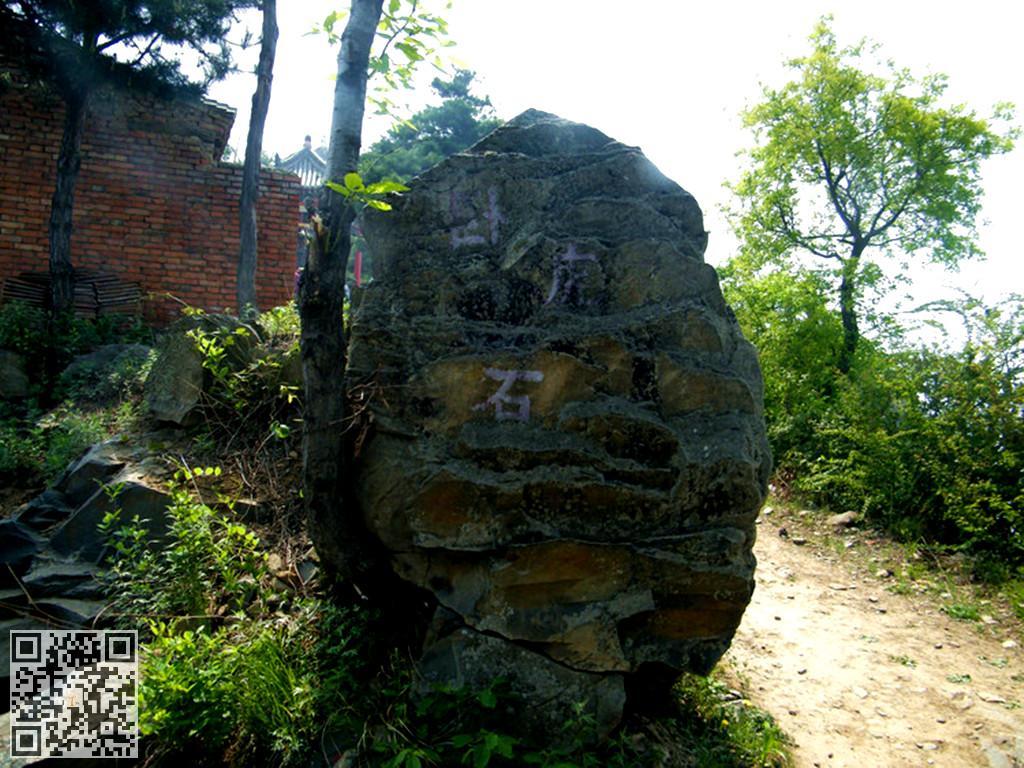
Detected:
left=346, top=110, right=770, bottom=732
left=1, top=437, right=174, bottom=702
left=144, top=314, right=257, bottom=425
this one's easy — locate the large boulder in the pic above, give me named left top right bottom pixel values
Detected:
left=345, top=110, right=770, bottom=734
left=144, top=314, right=258, bottom=426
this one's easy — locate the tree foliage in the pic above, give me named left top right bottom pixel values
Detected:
left=728, top=18, right=1015, bottom=372
left=359, top=68, right=500, bottom=183
left=724, top=257, right=1024, bottom=567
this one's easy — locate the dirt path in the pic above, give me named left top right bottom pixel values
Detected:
left=728, top=510, right=1024, bottom=768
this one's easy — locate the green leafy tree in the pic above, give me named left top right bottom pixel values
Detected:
left=359, top=68, right=500, bottom=183
left=720, top=257, right=843, bottom=477
left=1, top=0, right=251, bottom=318
left=728, top=18, right=1015, bottom=372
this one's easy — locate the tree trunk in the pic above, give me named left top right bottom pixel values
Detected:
left=49, top=88, right=90, bottom=317
left=299, top=0, right=383, bottom=580
left=838, top=252, right=861, bottom=374
left=237, top=0, right=278, bottom=320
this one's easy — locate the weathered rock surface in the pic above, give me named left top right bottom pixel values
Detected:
left=346, top=110, right=770, bottom=733
left=144, top=313, right=257, bottom=425
left=1, top=437, right=173, bottom=699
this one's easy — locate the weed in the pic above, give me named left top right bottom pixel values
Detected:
left=671, top=672, right=793, bottom=767
left=979, top=656, right=1008, bottom=669
left=257, top=302, right=301, bottom=345
left=946, top=674, right=972, bottom=684
left=184, top=311, right=301, bottom=451
left=889, top=654, right=916, bottom=668
left=942, top=603, right=981, bottom=622
left=101, top=465, right=266, bottom=622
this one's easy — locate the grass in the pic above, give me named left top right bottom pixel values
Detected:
left=100, top=468, right=794, bottom=768
left=941, top=603, right=981, bottom=622
left=672, top=670, right=793, bottom=768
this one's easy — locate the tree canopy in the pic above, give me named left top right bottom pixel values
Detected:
left=728, top=18, right=1016, bottom=372
left=2, top=0, right=247, bottom=95
left=359, top=68, right=500, bottom=183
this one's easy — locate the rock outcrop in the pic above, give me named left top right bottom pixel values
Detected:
left=345, top=110, right=770, bottom=733
left=1, top=438, right=173, bottom=703
left=144, top=314, right=257, bottom=425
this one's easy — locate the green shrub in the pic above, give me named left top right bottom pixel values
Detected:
left=724, top=259, right=1023, bottom=567
left=184, top=310, right=301, bottom=446
left=57, top=346, right=155, bottom=405
left=0, top=300, right=47, bottom=358
left=257, top=302, right=301, bottom=345
left=0, top=300, right=151, bottom=362
left=103, top=465, right=266, bottom=619
left=0, top=417, right=43, bottom=479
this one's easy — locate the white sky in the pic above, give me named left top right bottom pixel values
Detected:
left=208, top=0, right=1024, bottom=340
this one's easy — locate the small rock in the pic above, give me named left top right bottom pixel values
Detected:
left=797, top=668, right=807, bottom=675
left=936, top=717, right=946, bottom=724
left=297, top=559, right=318, bottom=585
left=916, top=742, right=939, bottom=751
left=792, top=537, right=807, bottom=546
left=788, top=709, right=798, bottom=715
left=778, top=527, right=789, bottom=539
left=827, top=510, right=859, bottom=528
left=762, top=506, right=773, bottom=516
left=978, top=693, right=1007, bottom=704
left=1001, top=640, right=1018, bottom=649
left=981, top=615, right=998, bottom=625
left=875, top=568, right=893, bottom=578
left=852, top=686, right=869, bottom=699
left=267, top=553, right=284, bottom=572
left=934, top=643, right=943, bottom=649
left=829, top=583, right=848, bottom=591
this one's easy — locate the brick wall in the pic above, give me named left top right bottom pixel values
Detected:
left=0, top=61, right=300, bottom=324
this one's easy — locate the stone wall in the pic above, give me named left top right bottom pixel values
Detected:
left=0, top=58, right=300, bottom=324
